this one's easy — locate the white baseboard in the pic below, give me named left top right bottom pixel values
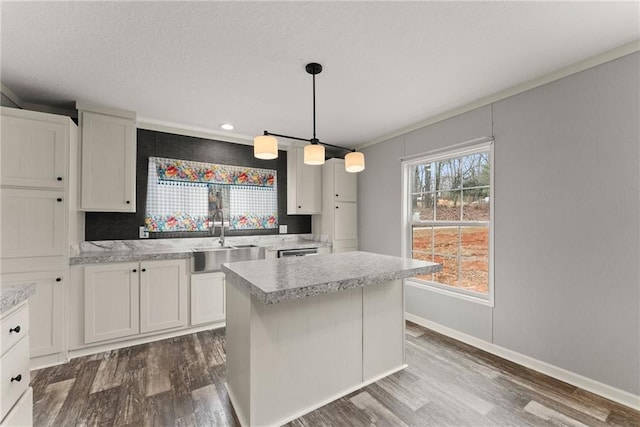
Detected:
left=68, top=322, right=225, bottom=360
left=225, top=382, right=249, bottom=427
left=226, top=364, right=407, bottom=427
left=405, top=313, right=640, bottom=411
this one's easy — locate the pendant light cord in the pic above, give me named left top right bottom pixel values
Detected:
left=312, top=72, right=317, bottom=143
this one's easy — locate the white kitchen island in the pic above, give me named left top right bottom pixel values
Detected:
left=221, top=251, right=441, bottom=427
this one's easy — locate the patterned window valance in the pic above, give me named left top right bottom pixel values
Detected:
left=145, top=157, right=278, bottom=233
left=154, top=157, right=275, bottom=187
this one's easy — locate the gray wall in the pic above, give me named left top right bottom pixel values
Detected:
left=358, top=52, right=639, bottom=395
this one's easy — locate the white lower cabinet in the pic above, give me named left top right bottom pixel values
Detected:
left=85, top=262, right=139, bottom=344
left=190, top=272, right=225, bottom=326
left=140, top=259, right=188, bottom=333
left=84, top=259, right=188, bottom=344
left=1, top=302, right=33, bottom=426
left=2, top=270, right=65, bottom=359
left=1, top=387, right=32, bottom=427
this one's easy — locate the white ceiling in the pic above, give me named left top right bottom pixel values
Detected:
left=1, top=1, right=639, bottom=148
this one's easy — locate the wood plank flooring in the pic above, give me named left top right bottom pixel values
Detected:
left=31, top=322, right=640, bottom=426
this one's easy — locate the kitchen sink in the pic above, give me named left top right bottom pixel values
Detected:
left=192, top=245, right=265, bottom=273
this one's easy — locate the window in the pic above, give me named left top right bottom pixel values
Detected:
left=403, top=142, right=493, bottom=303
left=145, top=157, right=278, bottom=233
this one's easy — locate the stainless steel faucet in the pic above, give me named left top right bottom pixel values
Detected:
left=211, top=209, right=225, bottom=247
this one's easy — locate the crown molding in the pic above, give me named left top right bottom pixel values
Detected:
left=359, top=39, right=640, bottom=150
left=1, top=83, right=23, bottom=108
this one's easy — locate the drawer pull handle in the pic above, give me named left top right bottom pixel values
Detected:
left=56, top=277, right=62, bottom=282
left=10, top=374, right=22, bottom=382
left=336, top=206, right=339, bottom=209
left=57, top=177, right=63, bottom=181
left=57, top=198, right=63, bottom=202
left=141, top=268, right=146, bottom=272
left=336, top=194, right=339, bottom=197
left=133, top=269, right=137, bottom=273
left=126, top=200, right=131, bottom=204
left=9, top=325, right=21, bottom=334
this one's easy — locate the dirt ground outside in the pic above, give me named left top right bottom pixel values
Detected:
left=412, top=225, right=489, bottom=294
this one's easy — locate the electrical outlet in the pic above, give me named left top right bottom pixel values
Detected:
left=279, top=225, right=287, bottom=234
left=139, top=226, right=149, bottom=239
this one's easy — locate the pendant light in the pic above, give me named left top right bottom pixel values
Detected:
left=253, top=134, right=278, bottom=159
left=253, top=62, right=365, bottom=173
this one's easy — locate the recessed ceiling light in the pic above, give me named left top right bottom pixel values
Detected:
left=220, top=123, right=234, bottom=130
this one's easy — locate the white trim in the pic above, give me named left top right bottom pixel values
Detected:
left=66, top=322, right=225, bottom=361
left=251, top=364, right=408, bottom=427
left=406, top=313, right=640, bottom=411
left=75, top=101, right=136, bottom=119
left=405, top=280, right=494, bottom=307
left=401, top=136, right=494, bottom=163
left=137, top=117, right=305, bottom=150
left=225, top=383, right=249, bottom=427
left=402, top=139, right=492, bottom=166
left=1, top=83, right=23, bottom=108
left=360, top=40, right=640, bottom=150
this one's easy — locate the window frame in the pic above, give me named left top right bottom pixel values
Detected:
left=401, top=140, right=495, bottom=307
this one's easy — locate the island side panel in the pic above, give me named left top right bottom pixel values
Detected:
left=249, top=288, right=363, bottom=426
left=225, top=277, right=252, bottom=427
left=362, top=279, right=406, bottom=381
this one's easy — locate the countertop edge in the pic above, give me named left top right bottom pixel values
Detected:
left=222, top=262, right=441, bottom=305
left=1, top=282, right=37, bottom=315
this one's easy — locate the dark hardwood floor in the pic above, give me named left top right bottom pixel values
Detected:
left=31, top=322, right=640, bottom=426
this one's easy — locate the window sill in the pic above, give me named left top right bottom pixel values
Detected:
left=404, top=279, right=494, bottom=307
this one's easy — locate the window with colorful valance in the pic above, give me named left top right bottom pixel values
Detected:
left=145, top=157, right=278, bottom=232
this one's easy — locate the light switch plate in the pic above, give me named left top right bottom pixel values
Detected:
left=279, top=225, right=287, bottom=234
left=139, top=226, right=149, bottom=239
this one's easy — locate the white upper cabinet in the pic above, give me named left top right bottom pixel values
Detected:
left=1, top=189, right=66, bottom=258
left=287, top=146, right=321, bottom=214
left=333, top=162, right=357, bottom=202
left=78, top=104, right=136, bottom=212
left=316, top=158, right=358, bottom=252
left=1, top=111, right=68, bottom=189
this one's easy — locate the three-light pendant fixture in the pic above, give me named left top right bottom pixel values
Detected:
left=253, top=62, right=365, bottom=173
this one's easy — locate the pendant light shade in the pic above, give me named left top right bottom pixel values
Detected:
left=345, top=151, right=365, bottom=173
left=254, top=134, right=278, bottom=160
left=304, top=144, right=325, bottom=165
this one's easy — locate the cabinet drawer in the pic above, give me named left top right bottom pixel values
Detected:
left=0, top=386, right=32, bottom=426
left=0, top=305, right=29, bottom=357
left=0, top=337, right=30, bottom=421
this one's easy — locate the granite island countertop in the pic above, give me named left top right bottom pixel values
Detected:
left=1, top=282, right=37, bottom=315
left=221, top=251, right=442, bottom=304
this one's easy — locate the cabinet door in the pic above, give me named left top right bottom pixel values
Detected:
left=80, top=111, right=136, bottom=212
left=190, top=272, right=225, bottom=325
left=1, top=189, right=66, bottom=258
left=287, top=147, right=321, bottom=214
left=1, top=386, right=33, bottom=427
left=140, top=259, right=188, bottom=333
left=334, top=161, right=357, bottom=202
left=1, top=115, right=67, bottom=189
left=2, top=270, right=65, bottom=358
left=334, top=202, right=358, bottom=240
left=85, top=263, right=139, bottom=343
